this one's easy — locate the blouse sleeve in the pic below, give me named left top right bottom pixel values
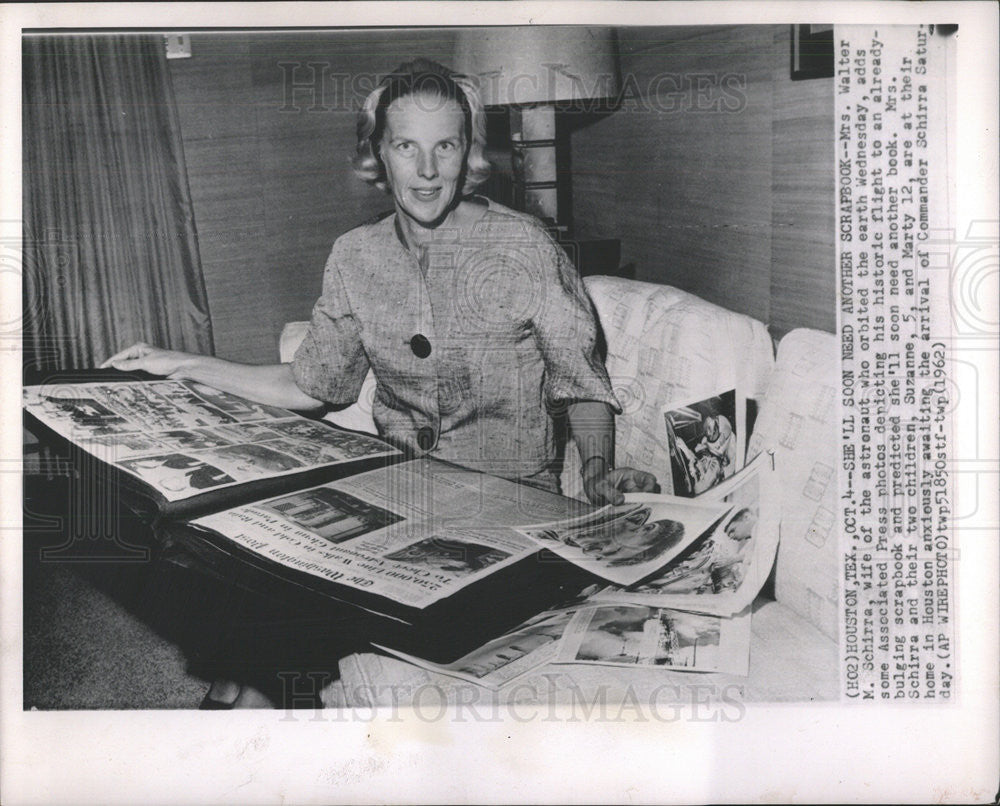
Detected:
left=291, top=240, right=370, bottom=406
left=530, top=226, right=622, bottom=414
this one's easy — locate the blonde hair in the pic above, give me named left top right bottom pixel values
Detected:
left=351, top=58, right=490, bottom=195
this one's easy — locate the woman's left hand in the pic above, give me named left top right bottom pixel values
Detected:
left=582, top=460, right=659, bottom=506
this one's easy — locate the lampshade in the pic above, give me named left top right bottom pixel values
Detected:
left=452, top=26, right=619, bottom=106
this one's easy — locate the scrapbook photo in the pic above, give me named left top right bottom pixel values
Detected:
left=662, top=390, right=743, bottom=497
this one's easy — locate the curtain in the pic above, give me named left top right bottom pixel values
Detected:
left=23, top=35, right=214, bottom=373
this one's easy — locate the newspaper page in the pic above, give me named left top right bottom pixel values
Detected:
left=373, top=601, right=586, bottom=689
left=190, top=459, right=590, bottom=609
left=592, top=456, right=780, bottom=616
left=555, top=603, right=752, bottom=676
left=191, top=459, right=727, bottom=607
left=515, top=497, right=730, bottom=586
left=836, top=25, right=957, bottom=702
left=23, top=379, right=398, bottom=501
left=332, top=457, right=591, bottom=525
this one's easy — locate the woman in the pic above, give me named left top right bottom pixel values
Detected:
left=103, top=58, right=657, bottom=706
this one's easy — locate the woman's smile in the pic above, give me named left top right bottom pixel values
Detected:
left=411, top=187, right=442, bottom=200
left=380, top=91, right=466, bottom=233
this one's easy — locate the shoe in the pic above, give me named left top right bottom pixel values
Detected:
left=199, top=684, right=238, bottom=710
left=199, top=691, right=237, bottom=710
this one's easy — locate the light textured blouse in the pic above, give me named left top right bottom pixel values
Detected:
left=292, top=199, right=620, bottom=489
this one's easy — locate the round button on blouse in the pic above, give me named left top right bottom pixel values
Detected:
left=410, top=334, right=431, bottom=359
left=416, top=426, right=435, bottom=451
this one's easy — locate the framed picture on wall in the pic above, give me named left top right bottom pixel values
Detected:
left=790, top=23, right=834, bottom=80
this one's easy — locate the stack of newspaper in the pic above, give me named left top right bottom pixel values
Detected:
left=24, top=377, right=776, bottom=687
left=374, top=450, right=779, bottom=687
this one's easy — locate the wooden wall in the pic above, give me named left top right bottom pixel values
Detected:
left=571, top=25, right=835, bottom=337
left=170, top=26, right=835, bottom=363
left=770, top=25, right=836, bottom=335
left=168, top=30, right=457, bottom=363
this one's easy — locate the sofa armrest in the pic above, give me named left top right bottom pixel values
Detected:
left=560, top=276, right=776, bottom=500
left=749, top=328, right=839, bottom=641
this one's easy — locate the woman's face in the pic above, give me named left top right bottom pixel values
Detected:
left=380, top=91, right=467, bottom=228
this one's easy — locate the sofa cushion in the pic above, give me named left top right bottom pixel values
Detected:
left=559, top=276, right=776, bottom=499
left=746, top=328, right=839, bottom=641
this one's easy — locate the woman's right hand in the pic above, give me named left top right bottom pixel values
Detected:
left=99, top=342, right=198, bottom=377
left=101, top=344, right=323, bottom=410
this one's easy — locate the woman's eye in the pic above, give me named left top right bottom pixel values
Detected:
left=395, top=142, right=414, bottom=153
left=437, top=142, right=456, bottom=153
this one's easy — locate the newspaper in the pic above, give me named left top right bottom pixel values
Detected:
left=191, top=459, right=732, bottom=609
left=331, top=457, right=590, bottom=525
left=515, top=496, right=730, bottom=587
left=191, top=460, right=590, bottom=610
left=555, top=603, right=752, bottom=676
left=373, top=601, right=587, bottom=689
left=22, top=380, right=397, bottom=501
left=592, top=457, right=780, bottom=616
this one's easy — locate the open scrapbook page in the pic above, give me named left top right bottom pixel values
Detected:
left=22, top=379, right=398, bottom=503
left=189, top=460, right=580, bottom=611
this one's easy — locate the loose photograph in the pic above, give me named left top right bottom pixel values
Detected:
left=557, top=603, right=750, bottom=674
left=663, top=391, right=739, bottom=497
left=519, top=496, right=728, bottom=586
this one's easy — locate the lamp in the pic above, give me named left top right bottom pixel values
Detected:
left=453, top=26, right=620, bottom=229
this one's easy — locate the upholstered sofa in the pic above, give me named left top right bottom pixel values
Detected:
left=280, top=276, right=840, bottom=703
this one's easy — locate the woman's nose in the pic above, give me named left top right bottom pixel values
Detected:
left=417, top=150, right=438, bottom=179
